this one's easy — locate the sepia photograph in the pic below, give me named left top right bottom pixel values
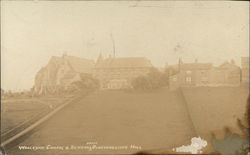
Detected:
left=1, top=1, right=249, bottom=155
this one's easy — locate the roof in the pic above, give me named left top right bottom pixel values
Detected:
left=166, top=64, right=179, bottom=70
left=64, top=56, right=94, bottom=73
left=179, top=63, right=213, bottom=70
left=49, top=56, right=63, bottom=65
left=95, top=57, right=153, bottom=68
left=218, top=61, right=239, bottom=69
left=48, top=55, right=94, bottom=73
left=241, top=57, right=249, bottom=61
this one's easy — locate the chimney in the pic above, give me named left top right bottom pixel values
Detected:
left=62, top=52, right=68, bottom=65
left=195, top=58, right=198, bottom=63
left=63, top=52, right=67, bottom=57
left=230, top=59, right=235, bottom=65
left=97, top=52, right=103, bottom=63
left=178, top=57, right=183, bottom=64
left=165, top=62, right=168, bottom=68
left=178, top=57, right=183, bottom=72
left=110, top=32, right=116, bottom=58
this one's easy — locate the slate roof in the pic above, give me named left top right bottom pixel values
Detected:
left=179, top=63, right=213, bottom=70
left=218, top=61, right=240, bottom=70
left=95, top=57, right=153, bottom=68
left=64, top=56, right=94, bottom=73
left=49, top=55, right=93, bottom=72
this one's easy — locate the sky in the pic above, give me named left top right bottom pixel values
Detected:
left=1, top=1, right=249, bottom=91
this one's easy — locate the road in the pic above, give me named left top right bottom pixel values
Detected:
left=8, top=89, right=196, bottom=155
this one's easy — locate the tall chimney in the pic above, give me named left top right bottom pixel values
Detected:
left=178, top=57, right=183, bottom=72
left=110, top=32, right=116, bottom=58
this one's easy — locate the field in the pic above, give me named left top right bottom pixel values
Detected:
left=1, top=95, right=74, bottom=135
left=8, top=88, right=196, bottom=154
left=5, top=86, right=249, bottom=154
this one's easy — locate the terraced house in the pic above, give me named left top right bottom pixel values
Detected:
left=168, top=59, right=241, bottom=90
left=33, top=54, right=246, bottom=93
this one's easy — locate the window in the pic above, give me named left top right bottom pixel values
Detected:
left=186, top=77, right=192, bottom=83
left=186, top=70, right=192, bottom=74
left=201, top=76, right=208, bottom=82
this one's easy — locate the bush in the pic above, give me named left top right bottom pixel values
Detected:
left=131, top=68, right=169, bottom=90
left=70, top=73, right=100, bottom=92
left=131, top=76, right=150, bottom=90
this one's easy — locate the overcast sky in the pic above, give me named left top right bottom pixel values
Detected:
left=1, top=1, right=249, bottom=91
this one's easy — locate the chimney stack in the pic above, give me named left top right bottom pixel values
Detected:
left=178, top=57, right=183, bottom=72
left=195, top=58, right=198, bottom=63
left=230, top=59, right=235, bottom=65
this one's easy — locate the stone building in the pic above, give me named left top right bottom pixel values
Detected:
left=168, top=60, right=213, bottom=90
left=169, top=59, right=241, bottom=90
left=93, top=54, right=153, bottom=89
left=33, top=54, right=94, bottom=95
left=210, top=60, right=241, bottom=86
left=241, top=57, right=249, bottom=83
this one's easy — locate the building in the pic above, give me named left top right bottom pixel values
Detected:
left=34, top=53, right=245, bottom=92
left=169, top=59, right=213, bottom=90
left=169, top=59, right=241, bottom=90
left=210, top=60, right=241, bottom=86
left=241, top=57, right=249, bottom=83
left=33, top=54, right=94, bottom=94
left=93, top=54, right=153, bottom=89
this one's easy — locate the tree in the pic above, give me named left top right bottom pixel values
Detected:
left=70, top=73, right=100, bottom=92
left=131, top=68, right=169, bottom=90
left=131, top=76, right=150, bottom=90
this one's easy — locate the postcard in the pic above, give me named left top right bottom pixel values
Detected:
left=1, top=1, right=249, bottom=155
